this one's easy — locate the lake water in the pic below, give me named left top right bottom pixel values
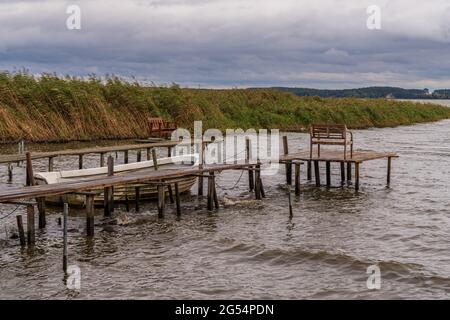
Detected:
left=0, top=100, right=449, bottom=299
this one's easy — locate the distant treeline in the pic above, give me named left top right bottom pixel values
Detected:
left=258, top=87, right=450, bottom=99
left=1, top=73, right=450, bottom=143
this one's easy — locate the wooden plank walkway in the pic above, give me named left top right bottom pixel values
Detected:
left=281, top=150, right=398, bottom=163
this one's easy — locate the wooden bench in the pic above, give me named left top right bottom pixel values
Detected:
left=147, top=117, right=177, bottom=138
left=310, top=124, right=353, bottom=159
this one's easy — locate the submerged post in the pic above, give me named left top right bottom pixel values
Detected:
left=16, top=215, right=26, bottom=247
left=175, top=182, right=181, bottom=216
left=78, top=155, right=83, bottom=169
left=25, top=152, right=35, bottom=186
left=246, top=139, right=254, bottom=191
left=151, top=149, right=158, bottom=170
left=63, top=202, right=68, bottom=273
left=157, top=184, right=165, bottom=218
left=86, top=194, right=95, bottom=237
left=135, top=186, right=140, bottom=213
left=355, top=162, right=360, bottom=191
left=347, top=162, right=352, bottom=182
left=340, top=162, right=345, bottom=184
left=7, top=163, right=13, bottom=183
left=37, top=198, right=46, bottom=229
left=137, top=150, right=142, bottom=162
left=307, top=161, right=312, bottom=181
left=326, top=161, right=331, bottom=187
left=314, top=161, right=320, bottom=187
left=26, top=204, right=35, bottom=246
left=283, top=136, right=292, bottom=185
left=104, top=156, right=114, bottom=216
left=294, top=162, right=301, bottom=196
left=48, top=157, right=54, bottom=172
left=124, top=150, right=129, bottom=164
left=387, top=157, right=392, bottom=187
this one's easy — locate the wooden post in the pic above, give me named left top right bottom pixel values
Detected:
left=48, top=157, right=54, bottom=172
left=347, top=162, right=352, bottom=181
left=326, top=161, right=331, bottom=187
left=168, top=146, right=172, bottom=157
left=175, top=182, right=181, bottom=216
left=146, top=148, right=151, bottom=161
left=151, top=149, right=158, bottom=170
left=63, top=202, right=68, bottom=273
left=157, top=184, right=165, bottom=218
left=283, top=136, right=292, bottom=185
left=387, top=157, right=392, bottom=187
left=340, top=162, right=345, bottom=184
left=167, top=184, right=174, bottom=204
left=100, top=153, right=105, bottom=167
left=25, top=152, right=35, bottom=186
left=124, top=150, right=129, bottom=164
left=104, top=156, right=114, bottom=216
left=246, top=139, right=254, bottom=191
left=137, top=150, right=142, bottom=162
left=86, top=194, right=95, bottom=237
left=288, top=188, right=293, bottom=217
left=37, top=198, right=46, bottom=228
left=355, top=162, right=360, bottom=191
left=27, top=204, right=35, bottom=246
left=78, top=155, right=83, bottom=169
left=314, top=161, right=320, bottom=187
left=255, top=165, right=262, bottom=200
left=294, top=162, right=301, bottom=196
left=135, top=187, right=140, bottom=212
left=16, top=215, right=26, bottom=247
left=7, top=163, right=13, bottom=182
left=307, top=161, right=312, bottom=181
left=212, top=172, right=219, bottom=209
left=259, top=175, right=266, bottom=198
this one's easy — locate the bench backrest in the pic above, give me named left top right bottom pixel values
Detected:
left=148, top=117, right=165, bottom=128
left=311, top=124, right=347, bottom=139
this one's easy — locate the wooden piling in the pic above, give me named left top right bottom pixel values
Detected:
left=283, top=136, right=292, bottom=185
left=355, top=162, right=360, bottom=191
left=7, top=163, right=13, bottom=183
left=288, top=188, right=293, bottom=217
left=340, top=162, right=345, bottom=184
left=246, top=139, right=254, bottom=191
left=151, top=149, right=158, bottom=170
left=326, top=161, right=331, bottom=187
left=146, top=148, right=151, bottom=161
left=137, top=150, right=142, bottom=162
left=175, top=182, right=181, bottom=216
left=255, top=165, right=262, bottom=200
left=25, top=152, right=35, bottom=186
left=37, top=198, right=46, bottom=228
left=168, top=147, right=172, bottom=157
left=48, top=157, right=54, bottom=172
left=135, top=186, right=140, bottom=212
left=167, top=184, right=174, bottom=204
left=294, top=162, right=301, bottom=196
left=16, top=215, right=26, bottom=247
left=78, top=155, right=83, bottom=169
left=63, top=202, right=68, bottom=273
left=212, top=173, right=219, bottom=209
left=347, top=162, right=352, bottom=181
left=86, top=194, right=95, bottom=237
left=314, top=161, right=320, bottom=187
left=157, top=184, right=165, bottom=218
left=100, top=153, right=105, bottom=167
left=103, top=156, right=114, bottom=216
left=26, top=204, right=35, bottom=246
left=124, top=150, right=129, bottom=164
left=387, top=157, right=392, bottom=187
left=307, top=161, right=312, bottom=181
left=259, top=175, right=266, bottom=198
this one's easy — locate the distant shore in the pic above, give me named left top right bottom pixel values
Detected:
left=1, top=73, right=450, bottom=143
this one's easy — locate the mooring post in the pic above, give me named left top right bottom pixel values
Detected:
left=282, top=136, right=292, bottom=185
left=137, top=150, right=142, bottom=162
left=175, top=182, right=181, bottom=216
left=207, top=174, right=214, bottom=210
left=355, top=162, right=360, bottom=191
left=16, top=215, right=26, bottom=247
left=288, top=186, right=293, bottom=217
left=347, top=162, right=352, bottom=181
left=26, top=204, right=35, bottom=246
left=387, top=157, right=392, bottom=187
left=86, top=194, right=95, bottom=237
left=255, top=164, right=262, bottom=200
left=135, top=186, right=140, bottom=212
left=212, top=172, right=219, bottom=209
left=48, top=157, right=54, bottom=172
left=340, top=162, right=345, bottom=184
left=63, top=202, right=68, bottom=273
left=294, top=162, right=301, bottom=196
left=37, top=198, right=46, bottom=229
left=314, top=161, right=320, bottom=187
left=246, top=139, right=254, bottom=191
left=157, top=184, right=165, bottom=218
left=78, top=155, right=83, bottom=169
left=103, top=156, right=114, bottom=216
left=307, top=161, right=312, bottom=181
left=326, top=161, right=331, bottom=187
left=25, top=152, right=35, bottom=186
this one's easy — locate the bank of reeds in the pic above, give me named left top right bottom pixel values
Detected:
left=1, top=73, right=449, bottom=143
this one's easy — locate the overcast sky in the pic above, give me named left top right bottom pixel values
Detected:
left=0, top=0, right=449, bottom=89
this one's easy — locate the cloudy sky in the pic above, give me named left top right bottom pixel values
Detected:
left=0, top=0, right=449, bottom=89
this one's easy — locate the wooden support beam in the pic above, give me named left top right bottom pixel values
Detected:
left=48, top=157, right=54, bottom=172
left=16, top=215, right=26, bottom=247
left=283, top=136, right=292, bottom=185
left=175, top=182, right=181, bottom=216
left=294, top=162, right=301, bottom=196
left=157, top=184, right=165, bottom=218
left=314, top=160, right=320, bottom=187
left=26, top=204, right=35, bottom=246
left=63, top=202, right=68, bottom=273
left=167, top=184, right=174, bottom=204
left=387, top=157, right=392, bottom=187
left=78, top=155, right=83, bottom=169
left=326, top=161, right=331, bottom=187
left=86, top=194, right=95, bottom=237
left=355, top=162, right=360, bottom=191
left=135, top=186, right=140, bottom=213
left=347, top=162, right=352, bottom=181
left=37, top=198, right=46, bottom=228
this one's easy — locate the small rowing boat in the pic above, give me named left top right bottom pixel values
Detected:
left=34, top=154, right=199, bottom=206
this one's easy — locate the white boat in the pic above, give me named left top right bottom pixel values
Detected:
left=34, top=154, right=199, bottom=207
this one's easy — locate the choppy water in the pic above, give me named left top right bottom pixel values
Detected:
left=1, top=101, right=450, bottom=299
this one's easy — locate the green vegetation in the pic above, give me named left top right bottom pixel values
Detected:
left=1, top=73, right=450, bottom=143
